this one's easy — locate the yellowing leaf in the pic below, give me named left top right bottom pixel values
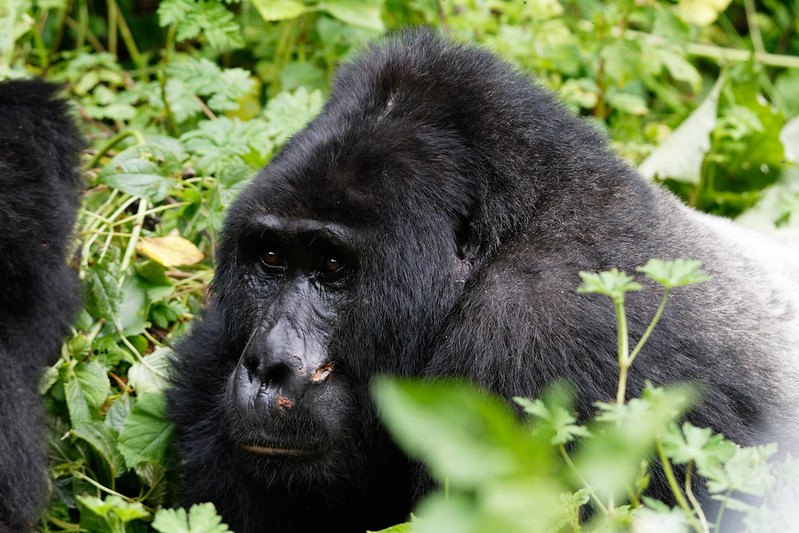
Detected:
left=676, top=0, right=732, bottom=26
left=136, top=236, right=204, bottom=267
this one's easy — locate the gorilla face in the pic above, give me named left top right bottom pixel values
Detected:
left=211, top=122, right=474, bottom=487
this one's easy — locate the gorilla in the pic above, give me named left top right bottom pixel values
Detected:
left=168, top=29, right=799, bottom=532
left=0, top=80, right=83, bottom=531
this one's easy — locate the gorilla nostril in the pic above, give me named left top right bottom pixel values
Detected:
left=242, top=355, right=260, bottom=380
left=263, top=361, right=292, bottom=387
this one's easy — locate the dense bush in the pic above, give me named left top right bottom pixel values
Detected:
left=1, top=1, right=798, bottom=531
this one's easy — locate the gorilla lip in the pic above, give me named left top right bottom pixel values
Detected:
left=240, top=444, right=320, bottom=457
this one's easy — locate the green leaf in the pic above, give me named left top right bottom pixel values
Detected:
left=152, top=503, right=231, bottom=533
left=77, top=494, right=150, bottom=522
left=372, top=378, right=554, bottom=489
left=128, top=347, right=173, bottom=395
left=676, top=0, right=732, bottom=27
left=705, top=443, right=777, bottom=496
left=577, top=268, right=642, bottom=302
left=106, top=393, right=133, bottom=432
left=118, top=392, right=173, bottom=467
left=72, top=421, right=126, bottom=477
left=64, top=361, right=111, bottom=425
left=639, top=74, right=724, bottom=184
left=322, top=0, right=384, bottom=32
left=263, top=88, right=325, bottom=146
left=660, top=422, right=736, bottom=474
left=252, top=0, right=305, bottom=21
left=97, top=143, right=180, bottom=202
left=636, top=258, right=710, bottom=288
left=606, top=91, right=648, bottom=116
left=85, top=263, right=121, bottom=323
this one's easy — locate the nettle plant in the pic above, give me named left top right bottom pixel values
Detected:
left=373, top=259, right=799, bottom=533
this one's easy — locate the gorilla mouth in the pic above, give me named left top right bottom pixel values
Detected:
left=240, top=443, right=322, bottom=457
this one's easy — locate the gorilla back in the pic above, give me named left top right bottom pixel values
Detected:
left=168, top=29, right=799, bottom=532
left=0, top=80, right=83, bottom=531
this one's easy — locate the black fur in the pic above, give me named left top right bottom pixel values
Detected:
left=0, top=80, right=83, bottom=531
left=168, top=29, right=799, bottom=532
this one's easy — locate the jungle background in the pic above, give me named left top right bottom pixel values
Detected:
left=2, top=0, right=799, bottom=531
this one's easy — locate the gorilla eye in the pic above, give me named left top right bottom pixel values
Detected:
left=324, top=258, right=342, bottom=272
left=261, top=250, right=285, bottom=269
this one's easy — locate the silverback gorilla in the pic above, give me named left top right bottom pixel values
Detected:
left=0, top=81, right=83, bottom=531
left=168, top=29, right=799, bottom=532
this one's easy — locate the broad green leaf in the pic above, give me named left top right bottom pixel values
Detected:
left=607, top=91, right=648, bottom=115
left=639, top=74, right=724, bottom=184
left=97, top=143, right=180, bottom=202
left=86, top=263, right=121, bottom=323
left=152, top=503, right=231, bottom=533
left=64, top=362, right=110, bottom=425
left=128, top=347, right=173, bottom=395
left=322, top=0, right=384, bottom=32
left=72, top=421, right=126, bottom=476
left=252, top=0, right=305, bottom=21
left=118, top=392, right=173, bottom=467
left=372, top=378, right=553, bottom=488
left=106, top=393, right=133, bottom=432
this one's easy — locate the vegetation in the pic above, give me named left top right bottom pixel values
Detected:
left=1, top=0, right=797, bottom=531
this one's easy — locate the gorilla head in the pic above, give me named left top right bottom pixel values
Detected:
left=168, top=29, right=799, bottom=533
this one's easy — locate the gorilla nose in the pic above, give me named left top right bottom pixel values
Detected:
left=234, top=353, right=333, bottom=412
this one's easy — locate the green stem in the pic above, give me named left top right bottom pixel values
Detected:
left=684, top=462, right=710, bottom=533
left=159, top=68, right=181, bottom=137
left=118, top=197, right=148, bottom=273
left=87, top=129, right=146, bottom=171
left=107, top=0, right=118, bottom=56
left=76, top=0, right=88, bottom=50
left=657, top=440, right=703, bottom=533
left=625, top=30, right=799, bottom=69
left=559, top=445, right=609, bottom=514
left=110, top=0, right=146, bottom=74
left=32, top=10, right=50, bottom=71
left=743, top=0, right=765, bottom=55
left=713, top=489, right=732, bottom=532
left=614, top=297, right=630, bottom=405
left=628, top=288, right=670, bottom=365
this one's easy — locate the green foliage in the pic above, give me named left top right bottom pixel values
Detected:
left=1, top=0, right=797, bottom=530
left=152, top=503, right=232, bottom=533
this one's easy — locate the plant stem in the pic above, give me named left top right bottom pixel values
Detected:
left=107, top=0, right=118, bottom=56
left=628, top=288, right=670, bottom=365
left=119, top=197, right=148, bottom=273
left=685, top=462, right=710, bottom=533
left=657, top=440, right=703, bottom=533
left=86, top=129, right=146, bottom=171
left=614, top=297, right=630, bottom=405
left=559, top=445, right=609, bottom=514
left=713, top=489, right=732, bottom=531
left=110, top=0, right=145, bottom=74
